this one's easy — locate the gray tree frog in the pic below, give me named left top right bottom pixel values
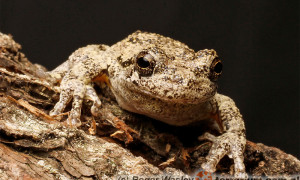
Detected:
left=49, top=31, right=247, bottom=177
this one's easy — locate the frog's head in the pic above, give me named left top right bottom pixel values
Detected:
left=110, top=31, right=222, bottom=106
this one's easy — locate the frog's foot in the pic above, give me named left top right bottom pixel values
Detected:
left=199, top=132, right=247, bottom=178
left=85, top=85, right=102, bottom=116
left=50, top=79, right=101, bottom=127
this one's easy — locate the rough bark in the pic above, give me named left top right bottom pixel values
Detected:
left=0, top=32, right=299, bottom=180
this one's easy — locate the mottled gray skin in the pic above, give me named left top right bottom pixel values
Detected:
left=49, top=31, right=246, bottom=177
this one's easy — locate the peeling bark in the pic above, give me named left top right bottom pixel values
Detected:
left=0, top=32, right=299, bottom=180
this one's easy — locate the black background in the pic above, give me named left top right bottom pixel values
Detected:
left=0, top=0, right=299, bottom=159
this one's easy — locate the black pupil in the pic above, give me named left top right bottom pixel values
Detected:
left=137, top=57, right=150, bottom=68
left=214, top=62, right=223, bottom=73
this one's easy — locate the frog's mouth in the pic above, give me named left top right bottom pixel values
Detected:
left=137, top=86, right=217, bottom=104
left=124, top=77, right=218, bottom=104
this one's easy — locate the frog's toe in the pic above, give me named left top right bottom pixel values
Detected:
left=198, top=132, right=217, bottom=141
left=85, top=85, right=102, bottom=116
left=201, top=161, right=216, bottom=173
left=231, top=140, right=246, bottom=177
left=67, top=115, right=82, bottom=127
left=235, top=172, right=248, bottom=179
left=50, top=88, right=72, bottom=116
left=201, top=140, right=228, bottom=173
left=66, top=85, right=85, bottom=127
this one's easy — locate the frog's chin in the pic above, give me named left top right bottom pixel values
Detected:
left=130, top=81, right=217, bottom=104
left=110, top=77, right=217, bottom=105
left=138, top=88, right=216, bottom=104
left=126, top=76, right=217, bottom=104
left=162, top=95, right=215, bottom=104
left=120, top=83, right=216, bottom=104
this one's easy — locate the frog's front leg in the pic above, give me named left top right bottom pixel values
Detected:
left=50, top=76, right=101, bottom=126
left=49, top=45, right=109, bottom=127
left=200, top=94, right=246, bottom=177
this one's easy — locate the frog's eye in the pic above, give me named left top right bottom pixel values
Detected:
left=135, top=52, right=156, bottom=76
left=137, top=56, right=150, bottom=68
left=210, top=58, right=222, bottom=81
